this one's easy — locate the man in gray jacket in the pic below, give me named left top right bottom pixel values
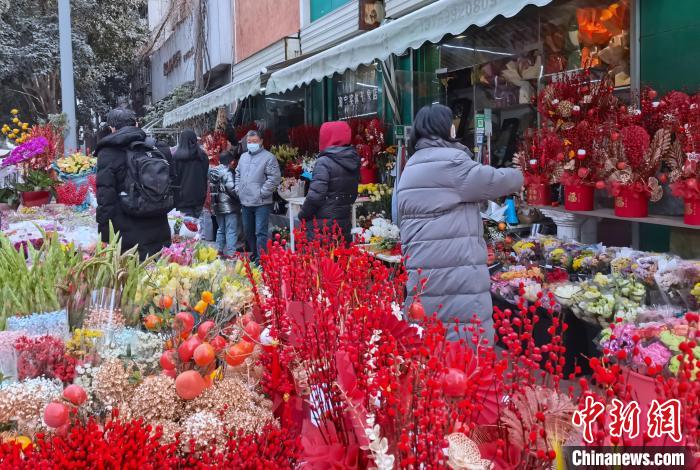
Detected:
left=234, top=130, right=281, bottom=262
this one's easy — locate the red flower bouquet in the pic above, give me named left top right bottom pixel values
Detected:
left=538, top=72, right=617, bottom=210
left=201, top=130, right=229, bottom=166
left=667, top=92, right=700, bottom=223
left=513, top=128, right=562, bottom=205
left=602, top=123, right=670, bottom=217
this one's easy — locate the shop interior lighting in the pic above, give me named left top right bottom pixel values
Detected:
left=356, top=82, right=378, bottom=88
left=265, top=97, right=299, bottom=103
left=441, top=44, right=515, bottom=57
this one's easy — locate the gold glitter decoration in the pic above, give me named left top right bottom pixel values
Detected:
left=121, top=375, right=183, bottom=422
left=182, top=377, right=275, bottom=436
left=556, top=100, right=573, bottom=118
left=0, top=379, right=62, bottom=435
left=83, top=306, right=126, bottom=329
left=180, top=411, right=226, bottom=451
left=92, top=358, right=133, bottom=409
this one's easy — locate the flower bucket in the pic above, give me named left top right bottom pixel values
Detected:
left=360, top=167, right=378, bottom=184
left=620, top=366, right=686, bottom=446
left=526, top=183, right=550, bottom=206
left=684, top=198, right=700, bottom=225
left=564, top=185, right=594, bottom=211
left=614, top=189, right=648, bottom=218
left=20, top=190, right=51, bottom=207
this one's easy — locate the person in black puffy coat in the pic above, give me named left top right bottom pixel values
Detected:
left=95, top=108, right=171, bottom=260
left=298, top=121, right=360, bottom=243
left=173, top=129, right=209, bottom=218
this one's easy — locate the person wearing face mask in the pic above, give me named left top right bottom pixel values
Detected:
left=234, top=130, right=281, bottom=262
left=397, top=104, right=524, bottom=342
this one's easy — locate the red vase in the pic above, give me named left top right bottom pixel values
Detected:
left=21, top=190, right=51, bottom=207
left=526, top=183, right=550, bottom=206
left=360, top=167, right=378, bottom=184
left=684, top=198, right=700, bottom=225
left=564, top=185, right=594, bottom=211
left=614, top=189, right=648, bottom=218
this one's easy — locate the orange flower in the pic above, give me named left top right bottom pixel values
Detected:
left=194, top=300, right=208, bottom=314
left=201, top=291, right=214, bottom=305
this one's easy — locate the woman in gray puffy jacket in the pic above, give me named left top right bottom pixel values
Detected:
left=397, top=104, right=523, bottom=342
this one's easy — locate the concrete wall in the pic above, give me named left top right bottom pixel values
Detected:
left=150, top=0, right=234, bottom=101
left=235, top=0, right=300, bottom=62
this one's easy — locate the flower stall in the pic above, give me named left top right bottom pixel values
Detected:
left=0, top=220, right=695, bottom=467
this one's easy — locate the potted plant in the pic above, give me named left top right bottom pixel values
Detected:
left=14, top=169, right=59, bottom=207
left=0, top=187, right=19, bottom=210
left=537, top=72, right=618, bottom=210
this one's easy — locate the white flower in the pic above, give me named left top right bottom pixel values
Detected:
left=391, top=302, right=403, bottom=320
left=366, top=424, right=381, bottom=441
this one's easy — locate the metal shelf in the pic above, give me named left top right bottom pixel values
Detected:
left=537, top=205, right=699, bottom=230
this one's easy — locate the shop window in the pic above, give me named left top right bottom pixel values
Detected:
left=310, top=0, right=351, bottom=22
left=418, top=0, right=631, bottom=167
left=333, top=64, right=380, bottom=120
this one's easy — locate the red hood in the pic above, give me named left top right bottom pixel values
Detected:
left=319, top=121, right=352, bottom=151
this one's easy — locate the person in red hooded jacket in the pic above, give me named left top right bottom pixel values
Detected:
left=298, top=121, right=360, bottom=243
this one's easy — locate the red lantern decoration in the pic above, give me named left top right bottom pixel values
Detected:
left=442, top=368, right=468, bottom=397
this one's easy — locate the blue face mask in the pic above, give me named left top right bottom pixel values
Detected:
left=247, top=143, right=261, bottom=154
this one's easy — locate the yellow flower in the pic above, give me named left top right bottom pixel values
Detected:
left=12, top=128, right=19, bottom=134
left=11, top=117, right=19, bottom=124
left=21, top=123, right=28, bottom=130
left=1, top=128, right=7, bottom=135
left=10, top=108, right=18, bottom=115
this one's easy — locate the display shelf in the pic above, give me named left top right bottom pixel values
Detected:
left=537, top=205, right=699, bottom=230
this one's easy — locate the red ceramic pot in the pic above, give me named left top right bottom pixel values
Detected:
left=564, top=185, right=594, bottom=211
left=614, top=189, right=648, bottom=218
left=684, top=198, right=700, bottom=225
left=359, top=167, right=378, bottom=184
left=21, top=190, right=51, bottom=207
left=526, top=183, right=551, bottom=206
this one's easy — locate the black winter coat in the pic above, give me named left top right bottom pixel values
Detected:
left=298, top=146, right=360, bottom=242
left=173, top=140, right=209, bottom=211
left=95, top=126, right=171, bottom=259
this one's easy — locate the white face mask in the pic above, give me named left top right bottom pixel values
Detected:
left=450, top=124, right=457, bottom=139
left=247, top=143, right=261, bottom=153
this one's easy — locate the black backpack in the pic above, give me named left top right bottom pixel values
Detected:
left=120, top=141, right=174, bottom=217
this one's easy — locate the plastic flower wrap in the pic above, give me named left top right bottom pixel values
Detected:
left=547, top=247, right=571, bottom=269
left=351, top=217, right=399, bottom=244
left=553, top=283, right=582, bottom=307
left=5, top=310, right=69, bottom=338
left=512, top=240, right=537, bottom=262
left=160, top=240, right=196, bottom=266
left=571, top=273, right=645, bottom=326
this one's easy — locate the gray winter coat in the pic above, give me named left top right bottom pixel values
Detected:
left=234, top=148, right=281, bottom=207
left=397, top=138, right=523, bottom=341
left=209, top=165, right=240, bottom=215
